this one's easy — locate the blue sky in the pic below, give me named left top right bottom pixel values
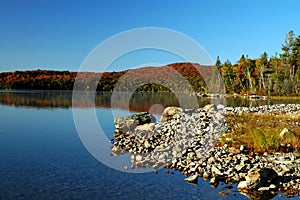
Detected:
left=0, top=0, right=300, bottom=72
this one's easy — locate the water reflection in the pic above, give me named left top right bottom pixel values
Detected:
left=0, top=90, right=73, bottom=109
left=0, top=90, right=299, bottom=111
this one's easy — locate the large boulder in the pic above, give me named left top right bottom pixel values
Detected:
left=114, top=112, right=155, bottom=138
left=238, top=168, right=278, bottom=192
left=131, top=112, right=156, bottom=125
left=238, top=170, right=261, bottom=191
left=159, top=107, right=182, bottom=122
left=203, top=104, right=217, bottom=112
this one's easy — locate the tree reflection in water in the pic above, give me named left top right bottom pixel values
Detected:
left=0, top=90, right=298, bottom=111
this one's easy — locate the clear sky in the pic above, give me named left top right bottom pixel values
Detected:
left=1, top=0, right=300, bottom=72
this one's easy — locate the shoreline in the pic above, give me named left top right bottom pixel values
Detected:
left=112, top=104, right=300, bottom=199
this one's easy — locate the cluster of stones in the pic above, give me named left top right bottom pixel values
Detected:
left=112, top=104, right=300, bottom=198
left=224, top=104, right=300, bottom=115
left=113, top=105, right=226, bottom=166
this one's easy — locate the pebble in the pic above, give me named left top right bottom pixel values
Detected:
left=113, top=104, right=300, bottom=197
left=218, top=191, right=228, bottom=196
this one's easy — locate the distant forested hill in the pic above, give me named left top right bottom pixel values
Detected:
left=0, top=59, right=299, bottom=95
left=0, top=63, right=214, bottom=93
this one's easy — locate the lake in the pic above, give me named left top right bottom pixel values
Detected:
left=0, top=90, right=299, bottom=200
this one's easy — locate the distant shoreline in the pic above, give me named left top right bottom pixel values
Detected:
left=0, top=61, right=299, bottom=96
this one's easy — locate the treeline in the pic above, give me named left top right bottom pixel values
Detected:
left=0, top=70, right=123, bottom=91
left=0, top=30, right=299, bottom=95
left=0, top=63, right=212, bottom=93
left=216, top=30, right=300, bottom=95
left=0, top=70, right=77, bottom=90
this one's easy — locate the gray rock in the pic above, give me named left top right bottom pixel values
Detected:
left=232, top=174, right=240, bottom=182
left=269, top=184, right=276, bottom=189
left=217, top=104, right=225, bottom=110
left=131, top=112, right=156, bottom=124
left=112, top=145, right=121, bottom=153
left=159, top=107, right=182, bottom=122
left=203, top=171, right=211, bottom=180
left=218, top=191, right=228, bottom=196
left=207, top=157, right=215, bottom=164
left=144, top=140, right=151, bottom=148
left=238, top=171, right=261, bottom=190
left=135, top=123, right=155, bottom=131
left=238, top=168, right=278, bottom=191
left=130, top=154, right=135, bottom=162
left=280, top=128, right=291, bottom=138
left=258, top=187, right=270, bottom=191
left=136, top=155, right=143, bottom=162
left=239, top=145, right=249, bottom=153
left=209, top=177, right=219, bottom=186
left=203, top=104, right=217, bottom=112
left=114, top=112, right=155, bottom=138
left=235, top=163, right=246, bottom=172
left=211, top=166, right=223, bottom=176
left=112, top=104, right=300, bottom=196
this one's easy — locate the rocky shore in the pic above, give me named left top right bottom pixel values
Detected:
left=112, top=104, right=300, bottom=199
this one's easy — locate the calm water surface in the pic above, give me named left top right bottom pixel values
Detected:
left=0, top=90, right=299, bottom=200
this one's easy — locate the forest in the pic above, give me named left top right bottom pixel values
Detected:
left=0, top=30, right=299, bottom=96
left=216, top=30, right=300, bottom=96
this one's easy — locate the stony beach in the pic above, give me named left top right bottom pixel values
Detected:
left=112, top=104, right=300, bottom=199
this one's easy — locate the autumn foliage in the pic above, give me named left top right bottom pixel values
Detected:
left=0, top=63, right=214, bottom=93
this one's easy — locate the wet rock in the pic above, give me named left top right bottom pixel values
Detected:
left=112, top=145, right=121, bottom=153
left=184, top=174, right=198, bottom=185
left=238, top=170, right=261, bottom=191
left=210, top=177, right=219, bottom=186
left=130, top=154, right=135, bottom=162
left=203, top=171, right=211, bottom=180
left=136, top=155, right=142, bottom=162
left=218, top=191, right=227, bottom=196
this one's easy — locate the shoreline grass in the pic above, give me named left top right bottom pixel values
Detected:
left=269, top=96, right=300, bottom=100
left=220, top=113, right=300, bottom=154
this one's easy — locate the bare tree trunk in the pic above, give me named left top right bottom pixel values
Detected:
left=247, top=68, right=253, bottom=89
